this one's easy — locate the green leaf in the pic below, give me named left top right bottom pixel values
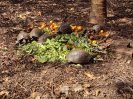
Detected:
left=68, top=65, right=71, bottom=67
left=75, top=64, right=83, bottom=67
left=17, top=28, right=25, bottom=30
left=63, top=45, right=68, bottom=51
left=68, top=39, right=74, bottom=45
left=41, top=28, right=51, bottom=34
left=3, top=47, right=8, bottom=51
left=37, top=56, right=47, bottom=63
left=49, top=57, right=57, bottom=62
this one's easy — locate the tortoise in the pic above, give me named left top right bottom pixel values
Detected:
left=38, top=34, right=53, bottom=43
left=85, top=24, right=104, bottom=38
left=17, top=32, right=30, bottom=43
left=66, top=50, right=96, bottom=64
left=57, top=23, right=72, bottom=34
left=92, top=24, right=104, bottom=33
left=30, top=28, right=43, bottom=41
left=84, top=29, right=93, bottom=38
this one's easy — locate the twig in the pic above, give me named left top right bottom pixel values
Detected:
left=18, top=84, right=27, bottom=91
left=109, top=1, right=118, bottom=8
left=51, top=78, right=56, bottom=99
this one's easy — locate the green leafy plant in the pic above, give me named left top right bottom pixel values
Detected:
left=18, top=31, right=106, bottom=63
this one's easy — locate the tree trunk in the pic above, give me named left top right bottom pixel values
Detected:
left=90, top=0, right=107, bottom=24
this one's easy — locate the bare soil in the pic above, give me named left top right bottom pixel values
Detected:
left=0, top=0, right=133, bottom=99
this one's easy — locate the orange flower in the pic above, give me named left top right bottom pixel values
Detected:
left=105, top=34, right=109, bottom=38
left=71, top=26, right=75, bottom=31
left=92, top=40, right=97, bottom=44
left=51, top=31, right=55, bottom=34
left=20, top=30, right=24, bottom=32
left=37, top=14, right=40, bottom=16
left=101, top=34, right=105, bottom=36
left=52, top=23, right=56, bottom=26
left=41, top=24, right=45, bottom=28
left=50, top=20, right=53, bottom=23
left=40, top=22, right=45, bottom=26
left=96, top=33, right=105, bottom=37
left=97, top=55, right=101, bottom=57
left=77, top=26, right=82, bottom=30
left=72, top=45, right=76, bottom=49
left=50, top=25, right=53, bottom=28
left=38, top=27, right=41, bottom=29
left=71, top=25, right=76, bottom=31
left=89, top=36, right=93, bottom=40
left=66, top=44, right=70, bottom=47
left=91, top=32, right=94, bottom=34
left=30, top=26, right=33, bottom=29
left=75, top=30, right=78, bottom=33
left=100, top=30, right=104, bottom=33
left=53, top=25, right=59, bottom=29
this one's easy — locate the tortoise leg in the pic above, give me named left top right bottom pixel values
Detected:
left=27, top=39, right=31, bottom=43
left=22, top=39, right=26, bottom=43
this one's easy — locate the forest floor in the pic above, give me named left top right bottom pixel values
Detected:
left=0, top=0, right=133, bottom=99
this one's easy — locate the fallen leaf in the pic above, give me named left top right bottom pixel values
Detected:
left=96, top=90, right=101, bottom=96
left=75, top=64, right=82, bottom=67
left=84, top=90, right=90, bottom=96
left=41, top=70, right=47, bottom=74
left=29, top=92, right=42, bottom=99
left=26, top=11, right=31, bottom=15
left=96, top=58, right=104, bottom=61
left=70, top=8, right=74, bottom=11
left=41, top=94, right=50, bottom=99
left=127, top=21, right=132, bottom=24
left=85, top=72, right=101, bottom=79
left=126, top=60, right=131, bottom=64
left=60, top=86, right=69, bottom=95
left=74, top=86, right=83, bottom=92
left=112, top=20, right=115, bottom=23
left=82, top=84, right=92, bottom=88
left=52, top=3, right=56, bottom=6
left=2, top=70, right=9, bottom=73
left=0, top=91, right=9, bottom=96
left=84, top=72, right=96, bottom=79
left=105, top=82, right=110, bottom=86
left=35, top=95, right=41, bottom=99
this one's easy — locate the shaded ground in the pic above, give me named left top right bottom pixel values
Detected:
left=0, top=0, right=133, bottom=99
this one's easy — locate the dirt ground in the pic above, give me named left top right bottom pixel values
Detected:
left=0, top=0, right=133, bottom=99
